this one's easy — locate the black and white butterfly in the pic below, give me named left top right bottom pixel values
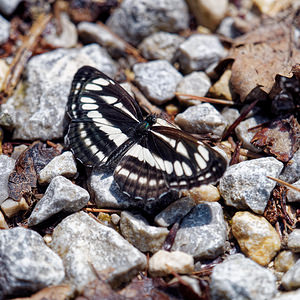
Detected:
left=65, top=66, right=227, bottom=201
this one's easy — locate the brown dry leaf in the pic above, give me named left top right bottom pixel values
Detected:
left=8, top=141, right=60, bottom=201
left=228, top=19, right=300, bottom=101
left=12, top=285, right=70, bottom=300
left=250, top=115, right=300, bottom=162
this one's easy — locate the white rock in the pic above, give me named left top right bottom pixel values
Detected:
left=0, top=155, right=15, bottom=204
left=1, top=197, right=29, bottom=218
left=38, top=151, right=77, bottom=184
left=282, top=259, right=300, bottom=290
left=0, top=0, right=22, bottom=15
left=0, top=14, right=10, bottom=44
left=149, top=250, right=194, bottom=277
left=288, top=229, right=300, bottom=253
left=287, top=179, right=300, bottom=202
left=280, top=148, right=300, bottom=183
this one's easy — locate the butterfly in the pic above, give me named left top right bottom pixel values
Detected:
left=65, top=66, right=227, bottom=201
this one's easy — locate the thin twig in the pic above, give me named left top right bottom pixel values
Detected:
left=175, top=93, right=234, bottom=105
left=84, top=207, right=122, bottom=213
left=267, top=176, right=300, bottom=193
left=0, top=14, right=52, bottom=102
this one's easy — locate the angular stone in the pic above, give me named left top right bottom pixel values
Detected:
left=50, top=212, right=146, bottom=293
left=274, top=251, right=298, bottom=273
left=235, top=115, right=269, bottom=153
left=138, top=32, right=184, bottom=62
left=1, top=44, right=116, bottom=140
left=0, top=211, right=8, bottom=229
left=282, top=259, right=300, bottom=290
left=176, top=71, right=211, bottom=105
left=175, top=103, right=227, bottom=138
left=217, top=17, right=241, bottom=39
left=232, top=211, right=281, bottom=266
left=0, top=0, right=21, bottom=15
left=120, top=211, right=169, bottom=253
left=288, top=229, right=300, bottom=253
left=219, top=157, right=284, bottom=214
left=178, top=34, right=226, bottom=73
left=287, top=179, right=300, bottom=202
left=171, top=202, right=227, bottom=260
left=0, top=155, right=15, bottom=204
left=38, top=151, right=77, bottom=184
left=154, top=197, right=195, bottom=227
left=28, top=176, right=90, bottom=226
left=280, top=148, right=300, bottom=183
left=221, top=107, right=240, bottom=126
left=133, top=60, right=183, bottom=104
left=149, top=250, right=194, bottom=277
left=106, top=0, right=189, bottom=46
left=209, top=69, right=233, bottom=101
left=210, top=254, right=277, bottom=300
left=0, top=14, right=10, bottom=44
left=0, top=227, right=65, bottom=299
left=11, top=144, right=28, bottom=160
left=1, top=197, right=29, bottom=218
left=183, top=184, right=221, bottom=203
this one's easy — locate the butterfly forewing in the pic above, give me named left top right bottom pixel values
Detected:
left=66, top=66, right=227, bottom=201
left=66, top=66, right=143, bottom=167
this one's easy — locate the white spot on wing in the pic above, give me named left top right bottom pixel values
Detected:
left=195, top=153, right=207, bottom=169
left=164, top=160, right=173, bottom=174
left=85, top=83, right=103, bottom=91
left=139, top=177, right=147, bottom=185
left=93, top=78, right=110, bottom=86
left=174, top=161, right=183, bottom=176
left=197, top=144, right=209, bottom=161
left=80, top=97, right=96, bottom=103
left=85, top=138, right=92, bottom=146
left=152, top=131, right=176, bottom=148
left=149, top=179, right=156, bottom=186
left=182, top=162, right=193, bottom=176
left=90, top=145, right=99, bottom=154
left=101, top=95, right=118, bottom=104
left=80, top=131, right=87, bottom=139
left=109, top=133, right=128, bottom=147
left=153, top=154, right=166, bottom=171
left=118, top=168, right=130, bottom=177
left=143, top=147, right=155, bottom=167
left=129, top=173, right=138, bottom=181
left=87, top=111, right=102, bottom=119
left=82, top=104, right=98, bottom=110
left=176, top=142, right=189, bottom=158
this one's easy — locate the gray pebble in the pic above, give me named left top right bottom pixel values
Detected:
left=217, top=17, right=241, bottom=39
left=175, top=103, right=227, bottom=138
left=273, top=289, right=300, bottom=300
left=287, top=179, right=300, bottom=202
left=106, top=0, right=189, bottom=46
left=280, top=148, right=300, bottom=183
left=0, top=227, right=65, bottom=299
left=221, top=107, right=240, bottom=126
left=210, top=254, right=277, bottom=300
left=28, top=176, right=90, bottom=226
left=171, top=202, right=227, bottom=260
left=38, top=151, right=77, bottom=184
left=288, top=230, right=300, bottom=253
left=120, top=211, right=169, bottom=253
left=282, top=259, right=300, bottom=290
left=1, top=44, right=116, bottom=140
left=138, top=32, right=184, bottom=62
left=178, top=34, right=226, bottom=73
left=0, top=0, right=21, bottom=15
left=0, top=155, right=15, bottom=204
left=133, top=60, right=183, bottom=104
left=219, top=157, right=284, bottom=214
left=0, top=14, right=10, bottom=44
left=50, top=211, right=146, bottom=293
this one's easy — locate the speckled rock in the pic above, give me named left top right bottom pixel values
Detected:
left=0, top=14, right=10, bottom=44
left=232, top=211, right=281, bottom=266
left=287, top=179, right=300, bottom=202
left=0, top=155, right=15, bottom=204
left=149, top=250, right=194, bottom=277
left=28, top=176, right=90, bottom=226
left=178, top=34, right=226, bottom=73
left=120, top=211, right=169, bottom=253
left=171, top=202, right=227, bottom=260
left=1, top=44, right=116, bottom=140
left=0, top=0, right=22, bottom=15
left=282, top=259, right=300, bottom=290
left=154, top=197, right=195, bottom=227
left=280, top=148, right=300, bottom=183
left=185, top=0, right=228, bottom=30
left=38, top=151, right=77, bottom=184
left=210, top=254, right=277, bottom=300
left=274, top=251, right=299, bottom=273
left=106, top=0, right=189, bottom=46
left=176, top=71, right=211, bottom=104
left=219, top=157, right=284, bottom=214
left=175, top=103, right=227, bottom=138
left=235, top=115, right=269, bottom=153
left=221, top=107, right=240, bottom=126
left=50, top=212, right=146, bottom=293
left=0, top=227, right=65, bottom=299
left=138, top=32, right=184, bottom=62
left=1, top=197, right=29, bottom=218
left=183, top=184, right=221, bottom=203
left=288, top=230, right=300, bottom=253
left=133, top=60, right=182, bottom=104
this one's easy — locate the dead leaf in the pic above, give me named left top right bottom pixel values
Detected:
left=8, top=141, right=60, bottom=201
left=250, top=115, right=300, bottom=162
left=228, top=19, right=300, bottom=101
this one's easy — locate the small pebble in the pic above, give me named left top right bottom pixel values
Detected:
left=0, top=0, right=22, bottom=15
left=133, top=60, right=183, bottom=104
left=183, top=184, right=221, bottom=203
left=120, top=211, right=169, bottom=253
left=0, top=15, right=10, bottom=44
left=288, top=229, right=300, bottom=253
left=175, top=103, right=227, bottom=138
left=111, top=213, right=121, bottom=225
left=11, top=144, right=28, bottom=160
left=282, top=258, right=300, bottom=290
left=209, top=69, right=233, bottom=100
left=0, top=211, right=8, bottom=229
left=286, top=179, right=300, bottom=202
left=232, top=211, right=281, bottom=266
left=219, top=157, right=284, bottom=214
left=178, top=34, right=226, bottom=73
left=38, top=151, right=77, bottom=184
left=280, top=148, right=300, bottom=183
left=273, top=289, right=300, bottom=300
left=0, top=155, right=16, bottom=204
left=1, top=197, right=29, bottom=218
left=274, top=251, right=299, bottom=273
left=149, top=250, right=194, bottom=277
left=217, top=17, right=241, bottom=38
left=221, top=107, right=240, bottom=126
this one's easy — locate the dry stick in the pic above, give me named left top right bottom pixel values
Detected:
left=175, top=93, right=235, bottom=105
left=1, top=14, right=52, bottom=101
left=84, top=207, right=122, bottom=214
left=267, top=176, right=300, bottom=193
left=96, top=21, right=147, bottom=63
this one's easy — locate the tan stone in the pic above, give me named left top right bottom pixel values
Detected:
left=0, top=211, right=8, bottom=229
left=1, top=197, right=29, bottom=218
left=274, top=251, right=298, bottom=273
left=209, top=69, right=233, bottom=101
left=183, top=184, right=220, bottom=203
left=232, top=211, right=281, bottom=266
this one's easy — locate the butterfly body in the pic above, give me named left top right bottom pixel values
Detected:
left=66, top=66, right=227, bottom=201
